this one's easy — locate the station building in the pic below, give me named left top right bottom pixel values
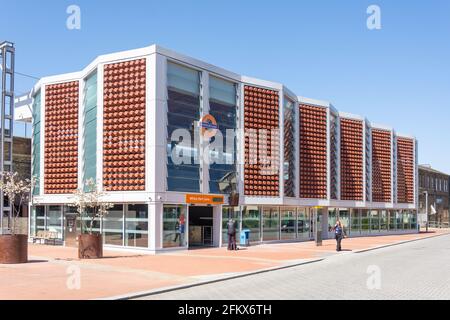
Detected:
left=28, top=45, right=418, bottom=252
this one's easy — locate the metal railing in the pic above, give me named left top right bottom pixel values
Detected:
left=427, top=221, right=450, bottom=229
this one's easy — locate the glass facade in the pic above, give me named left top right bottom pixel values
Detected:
left=32, top=91, right=41, bottom=195
left=297, top=208, right=310, bottom=240
left=242, top=206, right=261, bottom=242
left=163, top=205, right=187, bottom=248
left=263, top=207, right=280, bottom=241
left=280, top=207, right=296, bottom=240
left=328, top=208, right=338, bottom=236
left=370, top=210, right=380, bottom=232
left=47, top=206, right=63, bottom=239
left=350, top=209, right=360, bottom=235
left=126, top=204, right=149, bottom=247
left=82, top=72, right=97, bottom=186
left=208, top=76, right=237, bottom=194
left=361, top=210, right=370, bottom=233
left=166, top=62, right=201, bottom=192
left=380, top=210, right=388, bottom=232
left=104, top=205, right=124, bottom=246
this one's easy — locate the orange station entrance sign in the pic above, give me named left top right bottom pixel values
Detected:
left=185, top=194, right=224, bottom=205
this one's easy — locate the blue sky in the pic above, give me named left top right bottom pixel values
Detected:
left=2, top=0, right=449, bottom=173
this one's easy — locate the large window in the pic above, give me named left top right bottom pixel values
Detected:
left=338, top=209, right=350, bottom=231
left=370, top=210, right=380, bottom=232
left=208, top=76, right=237, bottom=194
left=388, top=210, right=397, bottom=230
left=350, top=209, right=360, bottom=235
left=361, top=210, right=370, bottom=232
left=280, top=207, right=296, bottom=240
left=104, top=205, right=124, bottom=246
left=263, top=207, right=280, bottom=241
left=163, top=205, right=187, bottom=248
left=47, top=206, right=63, bottom=239
left=32, top=91, right=41, bottom=195
left=166, top=62, right=201, bottom=192
left=31, top=206, right=45, bottom=236
left=380, top=210, right=388, bottom=232
left=328, top=208, right=338, bottom=234
left=410, top=211, right=417, bottom=230
left=242, top=206, right=260, bottom=242
left=82, top=72, right=97, bottom=186
left=125, top=204, right=148, bottom=247
left=403, top=211, right=411, bottom=230
left=297, top=208, right=310, bottom=240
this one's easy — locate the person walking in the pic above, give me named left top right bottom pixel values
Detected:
left=227, top=217, right=237, bottom=250
left=333, top=220, right=346, bottom=252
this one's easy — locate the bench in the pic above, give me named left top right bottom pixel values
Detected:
left=31, top=230, right=58, bottom=245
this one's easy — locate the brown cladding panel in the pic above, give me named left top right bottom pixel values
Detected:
left=103, top=59, right=146, bottom=191
left=44, top=81, right=79, bottom=194
left=397, top=137, right=415, bottom=204
left=340, top=118, right=364, bottom=201
left=299, top=104, right=327, bottom=199
left=372, top=129, right=392, bottom=202
left=243, top=85, right=280, bottom=197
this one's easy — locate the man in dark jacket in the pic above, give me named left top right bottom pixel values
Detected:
left=227, top=218, right=237, bottom=250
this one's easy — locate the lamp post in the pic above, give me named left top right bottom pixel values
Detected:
left=423, top=191, right=428, bottom=232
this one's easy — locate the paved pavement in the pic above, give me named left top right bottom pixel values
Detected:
left=0, top=230, right=448, bottom=299
left=138, top=233, right=450, bottom=300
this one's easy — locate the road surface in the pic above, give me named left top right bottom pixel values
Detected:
left=138, top=233, right=450, bottom=300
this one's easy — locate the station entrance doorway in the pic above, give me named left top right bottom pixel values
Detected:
left=188, top=206, right=214, bottom=248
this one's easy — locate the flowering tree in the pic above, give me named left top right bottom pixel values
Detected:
left=0, top=171, right=34, bottom=235
left=70, top=178, right=113, bottom=235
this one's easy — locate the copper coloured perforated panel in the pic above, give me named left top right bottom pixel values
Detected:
left=103, top=59, right=146, bottom=191
left=372, top=129, right=392, bottom=202
left=340, top=118, right=364, bottom=201
left=396, top=137, right=414, bottom=204
left=243, top=85, right=280, bottom=197
left=44, top=81, right=79, bottom=194
left=299, top=104, right=327, bottom=199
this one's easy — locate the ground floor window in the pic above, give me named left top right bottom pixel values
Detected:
left=30, top=204, right=149, bottom=248
left=380, top=210, right=388, bottom=232
left=297, top=208, right=310, bottom=240
left=222, top=206, right=241, bottom=244
left=103, top=205, right=124, bottom=246
left=126, top=204, right=149, bottom=247
left=242, top=206, right=260, bottom=242
left=361, top=210, right=370, bottom=232
left=350, top=209, right=360, bottom=235
left=370, top=210, right=380, bottom=232
left=389, top=210, right=398, bottom=230
left=47, top=206, right=63, bottom=238
left=262, top=207, right=280, bottom=241
left=163, top=205, right=187, bottom=248
left=280, top=208, right=296, bottom=240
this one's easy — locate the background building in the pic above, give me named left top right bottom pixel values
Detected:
left=418, top=165, right=449, bottom=227
left=26, top=45, right=418, bottom=252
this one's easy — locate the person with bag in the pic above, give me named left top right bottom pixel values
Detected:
left=227, top=218, right=237, bottom=251
left=333, top=220, right=346, bottom=252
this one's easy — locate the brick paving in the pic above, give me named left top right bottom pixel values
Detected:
left=0, top=230, right=447, bottom=300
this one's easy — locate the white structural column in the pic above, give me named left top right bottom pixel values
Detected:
left=96, top=64, right=104, bottom=190
left=148, top=53, right=167, bottom=250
